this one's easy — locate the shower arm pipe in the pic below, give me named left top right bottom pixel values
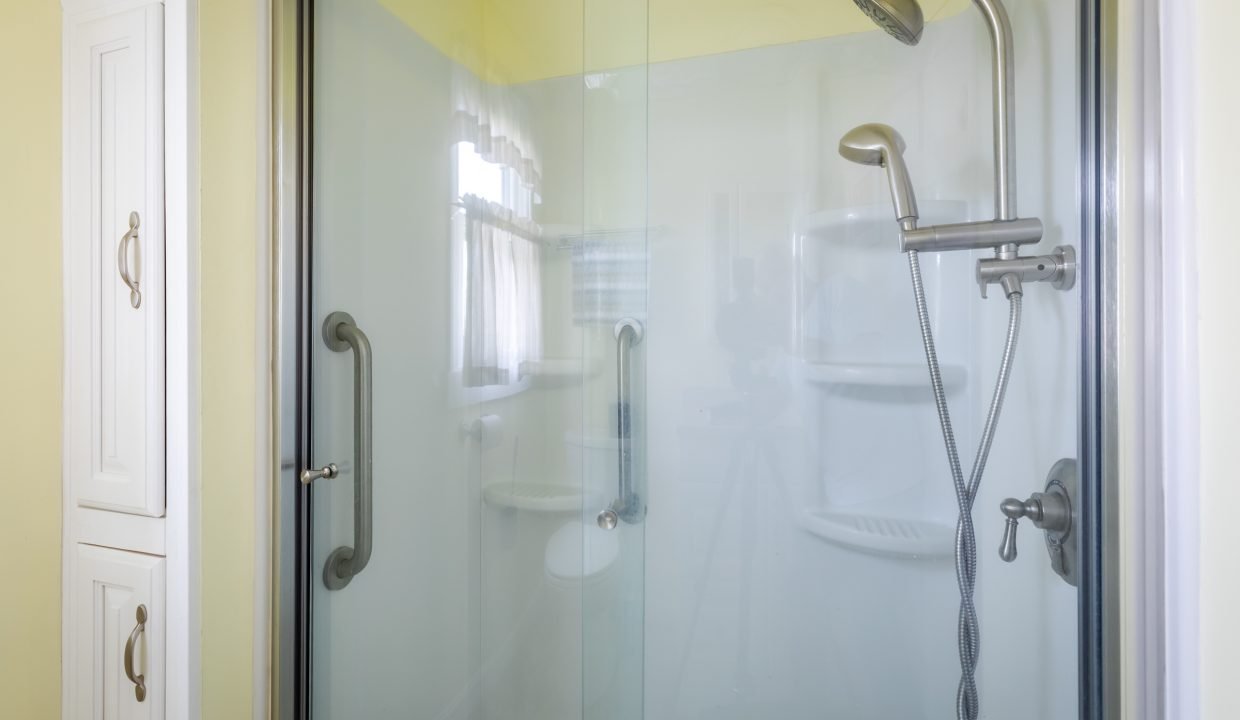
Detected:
left=897, top=0, right=1023, bottom=262
left=974, top=0, right=1018, bottom=227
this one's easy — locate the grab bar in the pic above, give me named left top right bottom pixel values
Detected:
left=598, top=317, right=645, bottom=530
left=321, top=311, right=373, bottom=590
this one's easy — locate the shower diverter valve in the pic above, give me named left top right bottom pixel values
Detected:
left=977, top=245, right=1077, bottom=298
left=997, top=458, right=1079, bottom=587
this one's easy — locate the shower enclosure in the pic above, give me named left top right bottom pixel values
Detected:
left=274, top=0, right=1112, bottom=717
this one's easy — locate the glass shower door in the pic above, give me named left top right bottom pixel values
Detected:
left=296, top=0, right=1089, bottom=718
left=308, top=3, right=486, bottom=711
left=304, top=0, right=649, bottom=717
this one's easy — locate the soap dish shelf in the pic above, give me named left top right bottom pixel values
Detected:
left=520, top=358, right=598, bottom=388
left=801, top=508, right=955, bottom=559
left=801, top=361, right=965, bottom=390
left=483, top=482, right=587, bottom=513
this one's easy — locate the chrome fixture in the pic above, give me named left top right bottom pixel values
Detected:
left=598, top=317, right=645, bottom=530
left=999, top=458, right=1078, bottom=586
left=842, top=2, right=1078, bottom=718
left=977, top=245, right=1077, bottom=298
left=839, top=121, right=1075, bottom=298
left=850, top=0, right=925, bottom=46
left=840, top=123, right=1075, bottom=298
left=843, top=0, right=1078, bottom=298
left=852, top=0, right=1022, bottom=223
left=118, top=211, right=142, bottom=309
left=838, top=124, right=919, bottom=227
left=900, top=217, right=1041, bottom=253
left=124, top=604, right=148, bottom=702
left=976, top=0, right=1018, bottom=224
left=300, top=463, right=339, bottom=485
left=321, top=312, right=374, bottom=590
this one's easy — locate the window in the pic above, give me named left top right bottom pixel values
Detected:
left=450, top=142, right=543, bottom=396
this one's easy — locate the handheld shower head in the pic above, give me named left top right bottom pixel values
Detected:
left=839, top=123, right=919, bottom=225
left=850, top=0, right=925, bottom=46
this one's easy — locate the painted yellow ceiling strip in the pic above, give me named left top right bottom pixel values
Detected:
left=378, top=0, right=971, bottom=85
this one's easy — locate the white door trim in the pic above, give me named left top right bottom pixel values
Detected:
left=164, top=1, right=201, bottom=717
left=1116, top=0, right=1200, bottom=717
left=1155, top=0, right=1200, bottom=716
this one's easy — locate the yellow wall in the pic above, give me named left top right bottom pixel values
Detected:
left=199, top=0, right=260, bottom=717
left=0, top=1, right=63, bottom=717
left=0, top=1, right=262, bottom=717
left=380, top=0, right=970, bottom=84
left=1195, top=0, right=1240, bottom=717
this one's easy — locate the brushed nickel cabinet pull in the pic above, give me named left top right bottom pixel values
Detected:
left=123, top=604, right=147, bottom=702
left=118, top=211, right=142, bottom=309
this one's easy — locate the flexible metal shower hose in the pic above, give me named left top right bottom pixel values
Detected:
left=906, top=250, right=1023, bottom=720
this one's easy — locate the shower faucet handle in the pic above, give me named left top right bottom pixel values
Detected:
left=998, top=459, right=1080, bottom=586
left=998, top=490, right=1070, bottom=563
left=998, top=497, right=1038, bottom=562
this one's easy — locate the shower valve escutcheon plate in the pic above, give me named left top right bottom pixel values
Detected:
left=998, top=458, right=1079, bottom=587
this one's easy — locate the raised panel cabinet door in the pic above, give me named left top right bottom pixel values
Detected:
left=64, top=3, right=165, bottom=517
left=70, top=544, right=166, bottom=720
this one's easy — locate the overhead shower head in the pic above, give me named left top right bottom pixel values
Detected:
left=850, top=0, right=925, bottom=46
left=839, top=123, right=920, bottom=225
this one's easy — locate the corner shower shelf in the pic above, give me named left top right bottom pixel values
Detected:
left=483, top=482, right=587, bottom=513
left=801, top=508, right=955, bottom=559
left=797, top=205, right=895, bottom=238
left=802, top=361, right=965, bottom=390
left=520, top=358, right=598, bottom=388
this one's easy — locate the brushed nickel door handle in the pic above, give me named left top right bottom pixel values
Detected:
left=123, top=604, right=148, bottom=702
left=598, top=317, right=644, bottom=529
left=321, top=312, right=373, bottom=590
left=117, top=211, right=142, bottom=309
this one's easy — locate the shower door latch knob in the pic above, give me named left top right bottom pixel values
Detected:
left=300, top=463, right=339, bottom=485
left=997, top=458, right=1079, bottom=586
left=597, top=508, right=619, bottom=530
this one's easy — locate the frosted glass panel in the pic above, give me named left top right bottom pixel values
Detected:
left=304, top=0, right=1082, bottom=718
left=307, top=0, right=649, bottom=717
left=637, top=5, right=1079, bottom=717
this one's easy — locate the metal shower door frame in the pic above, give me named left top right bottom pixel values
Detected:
left=1080, top=0, right=1122, bottom=717
left=272, top=0, right=313, bottom=716
left=270, top=0, right=1121, bottom=717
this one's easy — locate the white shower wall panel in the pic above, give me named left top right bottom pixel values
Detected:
left=636, top=4, right=1080, bottom=719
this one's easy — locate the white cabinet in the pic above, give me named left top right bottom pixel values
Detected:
left=63, top=2, right=169, bottom=717
left=69, top=544, right=166, bottom=720
left=64, top=2, right=165, bottom=517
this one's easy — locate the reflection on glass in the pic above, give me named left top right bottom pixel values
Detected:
left=309, top=0, right=1080, bottom=718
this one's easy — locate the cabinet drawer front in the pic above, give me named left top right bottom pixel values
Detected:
left=70, top=544, right=165, bottom=720
left=65, top=3, right=165, bottom=517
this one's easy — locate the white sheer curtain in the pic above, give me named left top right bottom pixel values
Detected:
left=452, top=65, right=541, bottom=200
left=461, top=194, right=543, bottom=388
left=451, top=62, right=543, bottom=389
